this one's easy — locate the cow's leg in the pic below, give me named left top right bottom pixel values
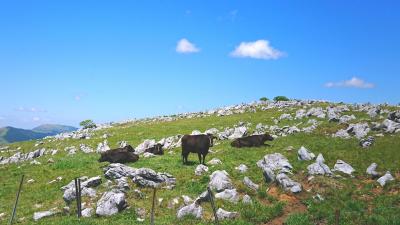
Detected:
left=202, top=154, right=206, bottom=165
left=198, top=153, right=202, bottom=164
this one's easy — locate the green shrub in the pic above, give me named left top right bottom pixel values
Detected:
left=273, top=96, right=290, bottom=101
left=79, top=119, right=96, bottom=129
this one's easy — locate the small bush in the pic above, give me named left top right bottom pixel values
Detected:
left=273, top=96, right=290, bottom=101
left=260, top=97, right=269, bottom=101
left=79, top=119, right=96, bottom=129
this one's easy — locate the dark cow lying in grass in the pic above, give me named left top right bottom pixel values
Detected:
left=230, top=133, right=274, bottom=148
left=181, top=134, right=214, bottom=165
left=98, top=145, right=139, bottom=164
left=144, top=143, right=164, bottom=155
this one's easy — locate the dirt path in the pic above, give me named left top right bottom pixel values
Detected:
left=263, top=186, right=308, bottom=225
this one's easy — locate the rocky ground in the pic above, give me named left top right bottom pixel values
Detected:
left=0, top=100, right=399, bottom=225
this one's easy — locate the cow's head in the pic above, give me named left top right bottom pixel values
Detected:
left=154, top=143, right=164, bottom=154
left=207, top=134, right=216, bottom=147
left=124, top=145, right=135, bottom=153
left=98, top=153, right=107, bottom=162
left=263, top=133, right=274, bottom=141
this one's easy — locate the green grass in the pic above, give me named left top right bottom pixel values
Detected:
left=0, top=103, right=399, bottom=224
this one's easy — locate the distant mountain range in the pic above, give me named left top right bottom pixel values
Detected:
left=0, top=124, right=77, bottom=144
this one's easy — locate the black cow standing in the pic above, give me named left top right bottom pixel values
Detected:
left=98, top=145, right=139, bottom=164
left=181, top=134, right=214, bottom=165
left=230, top=133, right=274, bottom=148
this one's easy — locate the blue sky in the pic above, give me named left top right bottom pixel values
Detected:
left=0, top=1, right=399, bottom=128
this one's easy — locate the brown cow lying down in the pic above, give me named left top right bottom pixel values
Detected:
left=181, top=134, right=215, bottom=165
left=98, top=145, right=139, bottom=163
left=144, top=143, right=164, bottom=155
left=231, top=134, right=274, bottom=148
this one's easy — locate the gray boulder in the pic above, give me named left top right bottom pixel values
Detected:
left=388, top=111, right=400, bottom=123
left=96, top=190, right=128, bottom=216
left=333, top=160, right=355, bottom=175
left=176, top=203, right=203, bottom=219
left=347, top=123, right=370, bottom=139
left=228, top=126, right=247, bottom=140
left=208, top=170, right=234, bottom=192
left=360, top=136, right=375, bottom=148
left=366, top=163, right=379, bottom=178
left=243, top=177, right=259, bottom=191
left=131, top=168, right=176, bottom=188
left=339, top=115, right=356, bottom=124
left=135, top=139, right=156, bottom=154
left=216, top=208, right=239, bottom=220
left=377, top=172, right=395, bottom=187
left=307, top=154, right=332, bottom=176
left=204, top=128, right=219, bottom=135
left=276, top=173, right=302, bottom=193
left=215, top=189, right=240, bottom=203
left=256, top=153, right=293, bottom=172
left=103, top=163, right=137, bottom=179
left=80, top=144, right=93, bottom=153
left=195, top=164, right=209, bottom=176
left=96, top=140, right=110, bottom=153
left=297, top=146, right=315, bottom=161
left=103, top=164, right=176, bottom=188
left=333, top=129, right=351, bottom=139
left=82, top=208, right=94, bottom=218
left=208, top=158, right=222, bottom=165
left=382, top=119, right=400, bottom=133
left=242, top=194, right=252, bottom=204
left=33, top=209, right=58, bottom=221
left=235, top=164, right=248, bottom=173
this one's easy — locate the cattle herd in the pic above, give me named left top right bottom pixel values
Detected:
left=98, top=133, right=274, bottom=165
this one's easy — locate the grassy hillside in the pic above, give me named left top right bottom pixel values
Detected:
left=0, top=125, right=77, bottom=144
left=0, top=127, right=49, bottom=144
left=32, top=124, right=77, bottom=136
left=0, top=102, right=399, bottom=225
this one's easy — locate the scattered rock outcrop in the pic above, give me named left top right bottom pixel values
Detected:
left=333, top=160, right=355, bottom=175
left=377, top=172, right=395, bottom=187
left=216, top=208, right=239, bottom=220
left=96, top=190, right=128, bottom=216
left=297, top=146, right=315, bottom=161
left=208, top=170, right=234, bottom=192
left=307, top=154, right=332, bottom=176
left=176, top=203, right=203, bottom=219
left=257, top=153, right=301, bottom=193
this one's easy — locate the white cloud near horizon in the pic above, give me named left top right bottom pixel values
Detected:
left=230, top=39, right=285, bottom=60
left=15, top=106, right=47, bottom=113
left=176, top=38, right=200, bottom=54
left=325, top=77, right=375, bottom=89
left=32, top=117, right=40, bottom=122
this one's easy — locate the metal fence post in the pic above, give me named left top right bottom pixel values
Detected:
left=207, top=187, right=219, bottom=225
left=74, top=178, right=82, bottom=218
left=9, top=175, right=24, bottom=225
left=335, top=209, right=340, bottom=225
left=150, top=188, right=157, bottom=225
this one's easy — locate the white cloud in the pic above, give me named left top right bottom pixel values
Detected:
left=75, top=95, right=82, bottom=101
left=230, top=39, right=285, bottom=60
left=325, top=77, right=375, bottom=89
left=15, top=106, right=46, bottom=112
left=32, top=117, right=40, bottom=122
left=0, top=116, right=5, bottom=120
left=176, top=38, right=200, bottom=54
